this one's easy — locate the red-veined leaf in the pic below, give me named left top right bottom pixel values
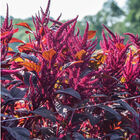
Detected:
left=25, top=31, right=31, bottom=34
left=87, top=30, right=96, bottom=40
left=115, top=43, right=126, bottom=50
left=39, top=26, right=44, bottom=35
left=15, top=22, right=32, bottom=31
left=9, top=37, right=24, bottom=44
left=7, top=51, right=16, bottom=57
left=18, top=43, right=33, bottom=52
left=8, top=47, right=13, bottom=51
left=19, top=61, right=41, bottom=73
left=42, top=49, right=56, bottom=61
left=13, top=28, right=19, bottom=33
left=75, top=49, right=86, bottom=60
left=0, top=28, right=19, bottom=37
left=13, top=57, right=24, bottom=63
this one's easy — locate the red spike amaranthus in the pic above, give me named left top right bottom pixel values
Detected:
left=1, top=1, right=140, bottom=140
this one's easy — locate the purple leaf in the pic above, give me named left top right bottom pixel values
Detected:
left=55, top=88, right=81, bottom=100
left=31, top=107, right=56, bottom=122
left=98, top=105, right=121, bottom=121
left=2, top=126, right=30, bottom=140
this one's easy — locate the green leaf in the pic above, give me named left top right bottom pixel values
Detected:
left=123, top=127, right=135, bottom=133
left=131, top=135, right=137, bottom=140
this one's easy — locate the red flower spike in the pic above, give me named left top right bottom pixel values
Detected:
left=82, top=22, right=89, bottom=47
left=41, top=0, right=51, bottom=23
left=55, top=16, right=78, bottom=39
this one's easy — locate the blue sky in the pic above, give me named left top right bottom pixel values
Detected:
left=0, top=0, right=126, bottom=20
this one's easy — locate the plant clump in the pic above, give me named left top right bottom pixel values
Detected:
left=1, top=1, right=140, bottom=140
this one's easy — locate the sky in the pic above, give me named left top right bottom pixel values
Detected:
left=0, top=0, right=126, bottom=20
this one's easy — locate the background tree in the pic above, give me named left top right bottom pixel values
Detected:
left=83, top=0, right=125, bottom=49
left=1, top=0, right=139, bottom=49
left=125, top=0, right=140, bottom=34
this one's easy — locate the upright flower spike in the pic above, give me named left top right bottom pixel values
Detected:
left=102, top=24, right=116, bottom=43
left=124, top=33, right=140, bottom=49
left=0, top=4, right=19, bottom=61
left=122, top=50, right=140, bottom=93
left=51, top=13, right=62, bottom=27
left=0, top=4, right=14, bottom=42
left=100, top=30, right=109, bottom=51
left=81, top=22, right=89, bottom=47
left=98, top=25, right=132, bottom=95
left=55, top=16, right=78, bottom=39
left=62, top=21, right=77, bottom=44
left=1, top=4, right=12, bottom=31
left=41, top=0, right=51, bottom=24
left=75, top=28, right=80, bottom=36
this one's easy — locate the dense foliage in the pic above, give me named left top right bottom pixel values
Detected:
left=1, top=1, right=140, bottom=140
